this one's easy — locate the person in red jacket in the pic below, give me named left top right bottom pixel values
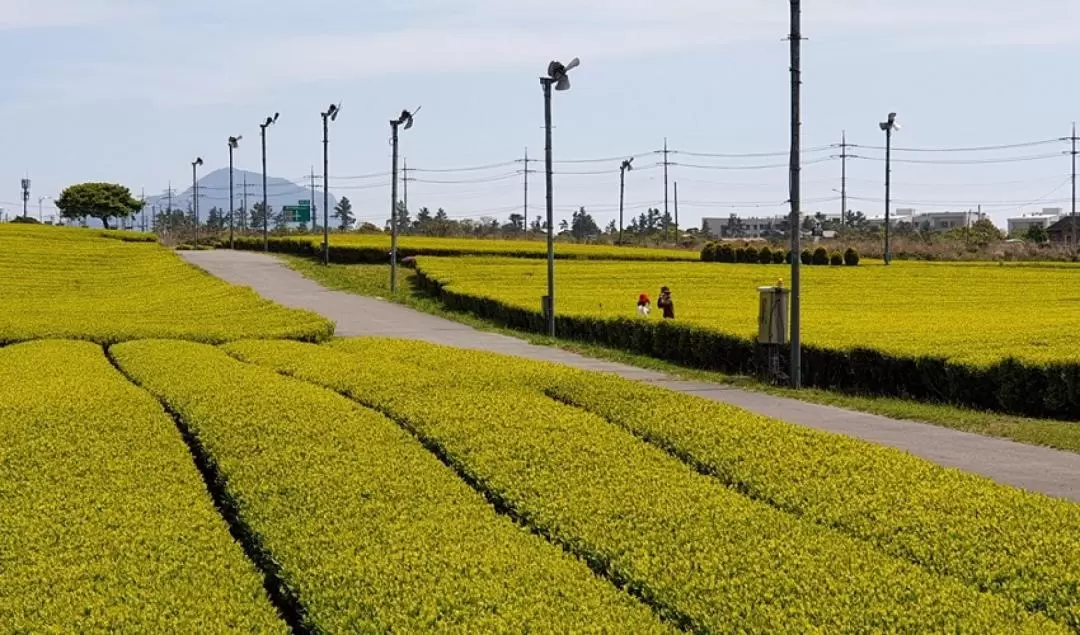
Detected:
left=636, top=293, right=651, bottom=316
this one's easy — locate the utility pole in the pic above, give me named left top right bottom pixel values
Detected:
left=836, top=131, right=849, bottom=225
left=662, top=137, right=670, bottom=239
left=402, top=158, right=410, bottom=220
left=228, top=135, right=241, bottom=248
left=242, top=173, right=249, bottom=231
left=522, top=148, right=530, bottom=234
left=311, top=165, right=317, bottom=233
left=20, top=178, right=30, bottom=218
left=140, top=189, right=146, bottom=232
left=167, top=182, right=174, bottom=233
left=788, top=0, right=803, bottom=389
left=618, top=158, right=633, bottom=245
left=674, top=181, right=679, bottom=244
left=260, top=113, right=279, bottom=251
left=1070, top=122, right=1078, bottom=248
left=880, top=112, right=898, bottom=265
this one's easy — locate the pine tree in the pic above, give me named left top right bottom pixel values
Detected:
left=333, top=197, right=355, bottom=231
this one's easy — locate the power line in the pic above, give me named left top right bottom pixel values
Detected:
left=851, top=152, right=1062, bottom=165
left=850, top=138, right=1061, bottom=153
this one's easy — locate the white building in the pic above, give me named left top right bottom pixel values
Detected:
left=913, top=210, right=988, bottom=231
left=1008, top=208, right=1062, bottom=237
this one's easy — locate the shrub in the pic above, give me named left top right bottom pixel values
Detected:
left=830, top=252, right=843, bottom=266
left=734, top=247, right=747, bottom=263
left=10, top=216, right=41, bottom=224
left=717, top=244, right=735, bottom=263
left=758, top=246, right=773, bottom=264
left=812, top=247, right=829, bottom=265
left=772, top=249, right=786, bottom=264
left=844, top=248, right=860, bottom=266
left=800, top=249, right=813, bottom=265
left=700, top=242, right=717, bottom=262
left=744, top=246, right=759, bottom=263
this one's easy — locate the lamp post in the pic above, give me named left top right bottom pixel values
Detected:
left=321, top=103, right=341, bottom=265
left=389, top=107, right=418, bottom=294
left=228, top=135, right=241, bottom=249
left=788, top=0, right=802, bottom=389
left=619, top=157, right=634, bottom=245
left=540, top=56, right=579, bottom=338
left=191, top=157, right=204, bottom=248
left=37, top=196, right=50, bottom=222
left=260, top=112, right=279, bottom=251
left=879, top=112, right=899, bottom=265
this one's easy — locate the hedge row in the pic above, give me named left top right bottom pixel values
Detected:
left=230, top=339, right=1057, bottom=633
left=0, top=341, right=283, bottom=632
left=415, top=268, right=1080, bottom=420
left=116, top=339, right=664, bottom=633
left=549, top=374, right=1080, bottom=630
left=701, top=243, right=860, bottom=266
left=232, top=235, right=696, bottom=263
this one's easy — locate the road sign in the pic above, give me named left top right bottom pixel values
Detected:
left=282, top=205, right=311, bottom=223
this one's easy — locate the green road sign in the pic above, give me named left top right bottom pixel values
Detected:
left=282, top=206, right=311, bottom=223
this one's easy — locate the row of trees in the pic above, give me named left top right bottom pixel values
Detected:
left=152, top=197, right=360, bottom=234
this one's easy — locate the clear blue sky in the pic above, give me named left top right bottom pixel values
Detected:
left=2, top=0, right=1078, bottom=228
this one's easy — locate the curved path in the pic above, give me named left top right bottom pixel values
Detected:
left=183, top=250, right=1080, bottom=502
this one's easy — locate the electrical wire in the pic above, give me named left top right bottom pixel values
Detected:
left=851, top=153, right=1063, bottom=165
left=673, top=145, right=832, bottom=158
left=850, top=138, right=1062, bottom=153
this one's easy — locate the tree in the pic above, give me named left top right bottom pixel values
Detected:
left=570, top=207, right=600, bottom=241
left=725, top=214, right=744, bottom=238
left=530, top=215, right=545, bottom=234
left=507, top=213, right=525, bottom=233
left=333, top=197, right=355, bottom=230
left=414, top=207, right=433, bottom=232
left=56, top=182, right=143, bottom=230
left=206, top=207, right=223, bottom=231
left=558, top=219, right=569, bottom=233
left=250, top=202, right=271, bottom=231
left=604, top=219, right=616, bottom=235
left=1024, top=224, right=1049, bottom=244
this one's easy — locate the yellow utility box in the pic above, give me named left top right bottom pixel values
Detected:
left=757, top=286, right=789, bottom=345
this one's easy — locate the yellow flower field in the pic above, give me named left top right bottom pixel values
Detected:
left=416, top=256, right=1080, bottom=367
left=0, top=224, right=333, bottom=344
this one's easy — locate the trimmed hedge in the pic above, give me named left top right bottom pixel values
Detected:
left=701, top=243, right=860, bottom=266
left=844, top=247, right=860, bottom=266
left=830, top=252, right=843, bottom=266
left=415, top=267, right=1080, bottom=419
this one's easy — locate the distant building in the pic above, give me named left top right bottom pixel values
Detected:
left=702, top=215, right=783, bottom=238
left=913, top=210, right=988, bottom=231
left=866, top=208, right=915, bottom=227
left=1046, top=216, right=1080, bottom=245
left=1008, top=208, right=1062, bottom=237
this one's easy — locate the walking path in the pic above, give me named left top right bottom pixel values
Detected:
left=184, top=250, right=1080, bottom=502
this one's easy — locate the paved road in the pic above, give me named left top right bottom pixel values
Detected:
left=184, top=249, right=1080, bottom=502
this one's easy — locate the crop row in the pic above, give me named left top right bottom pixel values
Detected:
left=546, top=370, right=1080, bottom=630
left=232, top=233, right=699, bottom=262
left=414, top=256, right=1080, bottom=419
left=111, top=339, right=666, bottom=633
left=0, top=340, right=283, bottom=632
left=321, top=337, right=1080, bottom=629
left=0, top=224, right=333, bottom=344
left=224, top=338, right=1057, bottom=633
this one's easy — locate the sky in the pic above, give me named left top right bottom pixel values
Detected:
left=2, top=0, right=1079, bottom=230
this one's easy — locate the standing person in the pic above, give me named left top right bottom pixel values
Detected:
left=657, top=286, right=675, bottom=319
left=636, top=293, right=651, bottom=317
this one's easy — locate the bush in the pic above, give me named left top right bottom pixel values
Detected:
left=717, top=244, right=735, bottom=263
left=812, top=247, right=829, bottom=266
left=830, top=252, right=843, bottom=266
left=10, top=216, right=41, bottom=224
left=700, top=242, right=717, bottom=262
left=744, top=246, right=759, bottom=263
left=800, top=250, right=813, bottom=265
left=758, top=246, right=773, bottom=264
left=844, top=248, right=860, bottom=266
left=734, top=247, right=747, bottom=264
left=772, top=249, right=786, bottom=264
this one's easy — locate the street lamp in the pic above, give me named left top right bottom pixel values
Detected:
left=37, top=196, right=51, bottom=223
left=619, top=157, right=634, bottom=245
left=191, top=157, right=204, bottom=248
left=540, top=56, right=579, bottom=338
left=321, top=103, right=342, bottom=266
left=228, top=135, right=242, bottom=249
left=879, top=112, right=899, bottom=265
left=389, top=106, right=418, bottom=294
left=260, top=112, right=280, bottom=251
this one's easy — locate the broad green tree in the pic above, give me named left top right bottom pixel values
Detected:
left=56, top=182, right=143, bottom=230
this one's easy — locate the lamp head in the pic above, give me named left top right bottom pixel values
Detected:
left=622, top=157, right=634, bottom=171
left=327, top=102, right=342, bottom=121
left=547, top=57, right=580, bottom=91
left=228, top=135, right=242, bottom=149
left=194, top=157, right=203, bottom=167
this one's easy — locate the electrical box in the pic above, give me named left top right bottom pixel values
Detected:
left=757, top=286, right=789, bottom=345
left=541, top=295, right=552, bottom=321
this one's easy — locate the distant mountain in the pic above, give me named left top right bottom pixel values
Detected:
left=144, top=168, right=339, bottom=224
